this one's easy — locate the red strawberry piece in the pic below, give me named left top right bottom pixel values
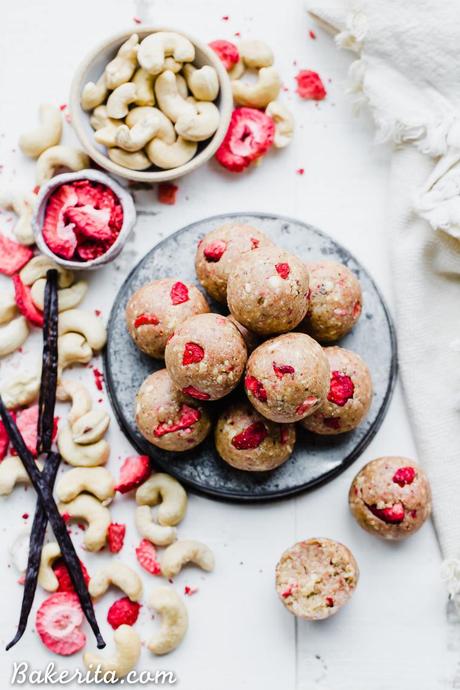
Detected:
left=295, top=396, right=319, bottom=416
left=369, top=502, right=405, bottom=524
left=158, top=182, right=178, bottom=205
left=170, top=281, right=189, bottom=305
left=208, top=40, right=239, bottom=70
left=309, top=30, right=317, bottom=39
left=135, top=539, right=161, bottom=575
left=75, top=239, right=111, bottom=262
left=327, top=371, right=355, bottom=407
left=92, top=367, right=104, bottom=392
left=182, top=386, right=210, bottom=400
left=245, top=375, right=267, bottom=402
left=107, top=523, right=126, bottom=553
left=42, top=185, right=79, bottom=260
left=232, top=421, right=268, bottom=450
left=323, top=416, right=341, bottom=430
left=15, top=404, right=39, bottom=456
left=281, top=586, right=293, bottom=598
left=12, top=275, right=44, bottom=327
left=115, top=455, right=151, bottom=494
left=353, top=300, right=362, bottom=319
left=184, top=585, right=198, bottom=596
left=392, top=466, right=416, bottom=487
left=273, top=362, right=295, bottom=379
left=203, top=240, right=226, bottom=262
left=250, top=237, right=260, bottom=249
left=275, top=263, right=290, bottom=279
left=65, top=205, right=112, bottom=242
left=134, top=312, right=159, bottom=327
left=109, top=203, right=124, bottom=232
left=35, top=592, right=86, bottom=656
left=279, top=426, right=289, bottom=445
left=0, top=234, right=33, bottom=276
left=215, top=107, right=275, bottom=173
left=154, top=404, right=201, bottom=437
left=182, top=342, right=205, bottom=365
left=325, top=597, right=334, bottom=607
left=295, top=70, right=327, bottom=100
left=53, top=559, right=90, bottom=593
left=107, top=597, right=141, bottom=630
left=0, top=421, right=8, bottom=460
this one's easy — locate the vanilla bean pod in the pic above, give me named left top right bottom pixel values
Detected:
left=37, top=269, right=58, bottom=454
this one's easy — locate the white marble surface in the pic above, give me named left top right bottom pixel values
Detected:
left=0, top=1, right=457, bottom=688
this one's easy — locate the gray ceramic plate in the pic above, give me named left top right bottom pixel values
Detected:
left=104, top=213, right=397, bottom=501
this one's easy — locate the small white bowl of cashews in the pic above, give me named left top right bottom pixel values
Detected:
left=69, top=28, right=234, bottom=182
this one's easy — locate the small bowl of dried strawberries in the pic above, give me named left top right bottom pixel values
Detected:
left=32, top=169, right=136, bottom=270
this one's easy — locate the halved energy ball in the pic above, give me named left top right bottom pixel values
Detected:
left=275, top=538, right=359, bottom=620
left=244, top=333, right=330, bottom=423
left=135, top=369, right=211, bottom=451
left=125, top=278, right=210, bottom=358
left=349, top=457, right=432, bottom=540
left=215, top=400, right=295, bottom=471
left=227, top=246, right=309, bottom=336
left=301, top=346, right=372, bottom=434
left=165, top=313, right=247, bottom=401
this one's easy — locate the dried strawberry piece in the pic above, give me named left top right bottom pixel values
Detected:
left=170, top=281, right=189, bottom=305
left=203, top=240, right=226, bottom=262
left=323, top=416, right=341, bottom=430
left=184, top=585, right=199, bottom=596
left=208, top=40, right=239, bottom=70
left=273, top=362, right=295, bottom=379
left=35, top=592, right=86, bottom=656
left=42, top=185, right=79, bottom=260
left=352, top=300, right=362, bottom=319
left=216, top=107, right=275, bottom=173
left=279, top=426, right=289, bottom=445
left=134, top=312, right=159, bottom=327
left=182, top=386, right=210, bottom=400
left=53, top=559, right=90, bottom=593
left=295, top=70, right=327, bottom=100
left=232, top=421, right=268, bottom=450
left=369, top=502, right=405, bottom=524
left=245, top=375, right=267, bottom=402
left=392, top=466, right=416, bottom=487
left=325, top=597, right=334, bottom=607
left=13, top=275, right=44, bottom=327
left=107, top=597, right=141, bottom=630
left=158, top=182, right=178, bottom=205
left=154, top=404, right=201, bottom=437
left=296, top=396, right=319, bottom=416
left=75, top=239, right=111, bottom=262
left=15, top=404, right=39, bottom=456
left=275, top=263, right=290, bottom=279
left=109, top=203, right=124, bottom=232
left=250, top=237, right=260, bottom=249
left=107, top=523, right=126, bottom=553
left=65, top=205, right=112, bottom=241
left=182, top=342, right=205, bottom=365
left=0, top=421, right=8, bottom=460
left=281, top=586, right=293, bottom=598
left=0, top=235, right=33, bottom=276
left=115, top=455, right=151, bottom=493
left=136, top=539, right=161, bottom=575
left=327, top=372, right=355, bottom=407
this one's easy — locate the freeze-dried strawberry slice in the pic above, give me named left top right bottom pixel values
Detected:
left=232, top=421, right=268, bottom=450
left=296, top=396, right=319, bottom=416
left=369, top=502, right=405, bottom=524
left=328, top=372, right=355, bottom=407
left=0, top=234, right=33, bottom=276
left=36, top=592, right=86, bottom=656
left=182, top=386, right=210, bottom=400
left=208, top=40, right=239, bottom=69
left=392, top=466, right=416, bottom=487
left=323, top=416, right=341, bottom=430
left=65, top=205, right=112, bottom=241
left=182, top=342, right=205, bottom=365
left=42, top=185, right=79, bottom=260
left=154, top=404, right=201, bottom=437
left=170, top=281, right=189, bottom=305
left=275, top=263, right=290, bottom=279
left=107, top=597, right=141, bottom=629
left=295, top=70, right=327, bottom=100
left=107, top=523, right=126, bottom=553
left=115, top=455, right=151, bottom=493
left=75, top=239, right=111, bottom=262
left=13, top=275, right=44, bottom=327
left=109, top=203, right=124, bottom=232
left=0, top=421, right=8, bottom=460
left=53, top=559, right=90, bottom=593
left=15, top=404, right=39, bottom=456
left=134, top=312, right=159, bottom=327
left=216, top=107, right=275, bottom=173
left=158, top=182, right=178, bottom=205
left=203, top=240, right=227, bottom=262
left=245, top=375, right=267, bottom=402
left=273, top=363, right=295, bottom=379
left=135, top=539, right=161, bottom=575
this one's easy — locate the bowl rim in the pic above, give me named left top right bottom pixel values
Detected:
left=69, top=26, right=233, bottom=183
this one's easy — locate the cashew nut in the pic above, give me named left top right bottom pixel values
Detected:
left=138, top=32, right=195, bottom=75
left=58, top=423, right=110, bottom=467
left=108, top=148, right=152, bottom=170
left=38, top=542, right=61, bottom=592
left=94, top=122, right=121, bottom=148
left=19, top=104, right=63, bottom=158
left=59, top=494, right=111, bottom=551
left=147, top=587, right=188, bottom=655
left=105, top=34, right=139, bottom=89
left=36, top=146, right=90, bottom=185
left=135, top=506, right=177, bottom=547
left=81, top=75, right=109, bottom=111
left=84, top=625, right=141, bottom=679
left=0, top=191, right=37, bottom=245
left=0, top=317, right=29, bottom=358
left=163, top=57, right=183, bottom=74
left=0, top=367, right=41, bottom=409
left=175, top=74, right=189, bottom=101
left=56, top=467, right=115, bottom=503
left=71, top=407, right=110, bottom=445
left=232, top=66, right=281, bottom=108
left=146, top=136, right=197, bottom=169
left=90, top=106, right=111, bottom=131
left=133, top=68, right=155, bottom=106
left=20, top=255, right=74, bottom=288
left=58, top=309, right=107, bottom=352
left=239, top=39, right=274, bottom=69
left=154, top=70, right=196, bottom=123
left=57, top=334, right=93, bottom=377
left=0, top=291, right=17, bottom=324
left=228, top=59, right=245, bottom=80
left=136, top=473, right=187, bottom=526
left=126, top=107, right=175, bottom=143
left=31, top=279, right=88, bottom=313
left=265, top=101, right=294, bottom=148
left=175, top=101, right=220, bottom=142
left=56, top=379, right=92, bottom=424
left=115, top=114, right=161, bottom=152
left=89, top=561, right=143, bottom=602
left=106, top=83, right=137, bottom=119
left=0, top=456, right=30, bottom=495
left=161, top=540, right=215, bottom=578
left=183, top=65, right=219, bottom=101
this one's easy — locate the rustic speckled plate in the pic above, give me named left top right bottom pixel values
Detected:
left=104, top=213, right=397, bottom=501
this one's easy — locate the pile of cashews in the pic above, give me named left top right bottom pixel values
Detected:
left=81, top=32, right=222, bottom=171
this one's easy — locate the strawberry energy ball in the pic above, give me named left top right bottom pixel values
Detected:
left=244, top=333, right=330, bottom=423
left=349, top=457, right=432, bottom=540
left=301, top=260, right=362, bottom=342
left=165, top=313, right=247, bottom=401
left=195, top=223, right=274, bottom=303
left=301, top=347, right=372, bottom=435
left=214, top=400, right=296, bottom=471
left=276, top=538, right=359, bottom=620
left=227, top=246, right=310, bottom=336
left=125, top=279, right=210, bottom=359
left=135, top=369, right=211, bottom=451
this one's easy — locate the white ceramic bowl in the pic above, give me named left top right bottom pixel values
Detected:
left=32, top=169, right=137, bottom=270
left=69, top=28, right=233, bottom=183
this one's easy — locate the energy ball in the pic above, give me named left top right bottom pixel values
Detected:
left=126, top=278, right=210, bottom=359
left=195, top=223, right=274, bottom=303
left=165, top=313, right=247, bottom=401
left=227, top=314, right=259, bottom=353
left=349, top=457, right=432, bottom=540
left=301, top=347, right=372, bottom=435
left=275, top=538, right=359, bottom=620
left=215, top=400, right=296, bottom=471
left=227, top=246, right=310, bottom=336
left=244, top=333, right=330, bottom=423
left=135, top=369, right=212, bottom=451
left=301, top=260, right=362, bottom=342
